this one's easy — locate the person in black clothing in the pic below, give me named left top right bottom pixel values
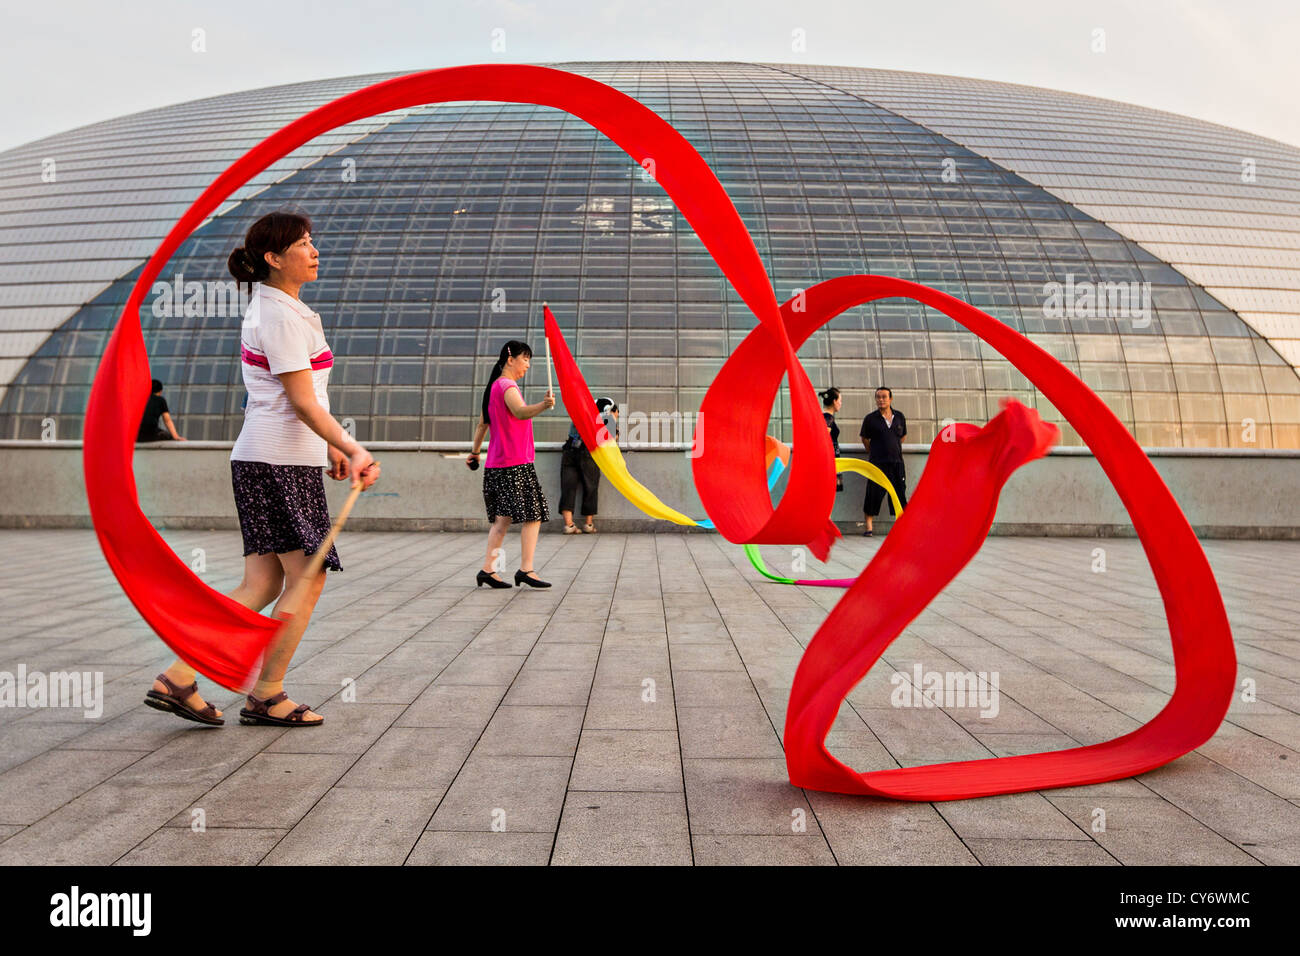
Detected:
left=137, top=379, right=186, bottom=443
left=559, top=397, right=617, bottom=533
left=819, top=386, right=843, bottom=492
left=859, top=386, right=906, bottom=536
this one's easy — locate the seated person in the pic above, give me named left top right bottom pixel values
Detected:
left=137, top=378, right=186, bottom=442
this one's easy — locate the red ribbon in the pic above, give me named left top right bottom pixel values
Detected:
left=765, top=276, right=1235, bottom=797
left=86, top=65, right=1234, bottom=799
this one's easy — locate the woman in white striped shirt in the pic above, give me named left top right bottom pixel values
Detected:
left=144, top=211, right=379, bottom=729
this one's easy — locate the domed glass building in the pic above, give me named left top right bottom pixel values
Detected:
left=1, top=62, right=1297, bottom=448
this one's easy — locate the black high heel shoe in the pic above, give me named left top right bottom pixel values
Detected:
left=477, top=569, right=512, bottom=589
left=514, top=568, right=551, bottom=588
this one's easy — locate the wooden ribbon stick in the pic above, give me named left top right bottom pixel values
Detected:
left=544, top=301, right=554, bottom=395
left=276, top=479, right=366, bottom=622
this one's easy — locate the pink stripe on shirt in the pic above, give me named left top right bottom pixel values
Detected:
left=242, top=344, right=332, bottom=370
left=241, top=345, right=269, bottom=369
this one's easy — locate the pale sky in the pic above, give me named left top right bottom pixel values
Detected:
left=1, top=0, right=1297, bottom=153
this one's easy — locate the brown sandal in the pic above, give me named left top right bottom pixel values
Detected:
left=144, top=672, right=224, bottom=726
left=239, top=691, right=324, bottom=727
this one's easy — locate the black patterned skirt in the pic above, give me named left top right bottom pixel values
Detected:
left=483, top=462, right=549, bottom=522
left=230, top=461, right=342, bottom=571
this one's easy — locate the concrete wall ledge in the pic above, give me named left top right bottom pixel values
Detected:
left=4, top=515, right=1296, bottom=541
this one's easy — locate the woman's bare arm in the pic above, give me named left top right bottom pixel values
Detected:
left=278, top=370, right=354, bottom=449
left=471, top=416, right=489, bottom=454
left=161, top=411, right=185, bottom=441
left=277, top=369, right=379, bottom=486
left=502, top=383, right=555, bottom=420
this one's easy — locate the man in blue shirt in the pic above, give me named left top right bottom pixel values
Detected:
left=858, top=386, right=907, bottom=536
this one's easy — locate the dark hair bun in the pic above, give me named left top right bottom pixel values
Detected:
left=227, top=245, right=263, bottom=285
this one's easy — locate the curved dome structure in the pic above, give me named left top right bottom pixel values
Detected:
left=1, top=62, right=1297, bottom=448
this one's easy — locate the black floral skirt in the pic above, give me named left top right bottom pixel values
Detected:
left=483, top=462, right=549, bottom=522
left=230, top=461, right=342, bottom=571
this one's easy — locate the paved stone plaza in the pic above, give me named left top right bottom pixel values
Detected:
left=0, top=529, right=1296, bottom=866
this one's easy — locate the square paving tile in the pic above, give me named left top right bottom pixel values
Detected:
left=428, top=754, right=571, bottom=833
left=262, top=789, right=441, bottom=865
left=551, top=791, right=691, bottom=865
left=406, top=830, right=553, bottom=865
left=571, top=729, right=683, bottom=792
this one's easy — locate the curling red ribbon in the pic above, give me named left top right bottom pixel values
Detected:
left=85, top=65, right=1234, bottom=800
left=758, top=275, right=1236, bottom=798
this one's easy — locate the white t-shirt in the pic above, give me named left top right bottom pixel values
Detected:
left=230, top=283, right=333, bottom=466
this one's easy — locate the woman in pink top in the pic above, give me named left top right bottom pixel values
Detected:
left=467, top=340, right=555, bottom=588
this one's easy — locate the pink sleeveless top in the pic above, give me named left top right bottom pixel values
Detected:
left=485, top=377, right=535, bottom=468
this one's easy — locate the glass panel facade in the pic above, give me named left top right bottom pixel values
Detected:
left=783, top=64, right=1300, bottom=387
left=1, top=63, right=1297, bottom=448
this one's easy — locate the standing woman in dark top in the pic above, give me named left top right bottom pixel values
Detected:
left=859, top=385, right=908, bottom=536
left=467, top=340, right=555, bottom=588
left=819, top=386, right=842, bottom=491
